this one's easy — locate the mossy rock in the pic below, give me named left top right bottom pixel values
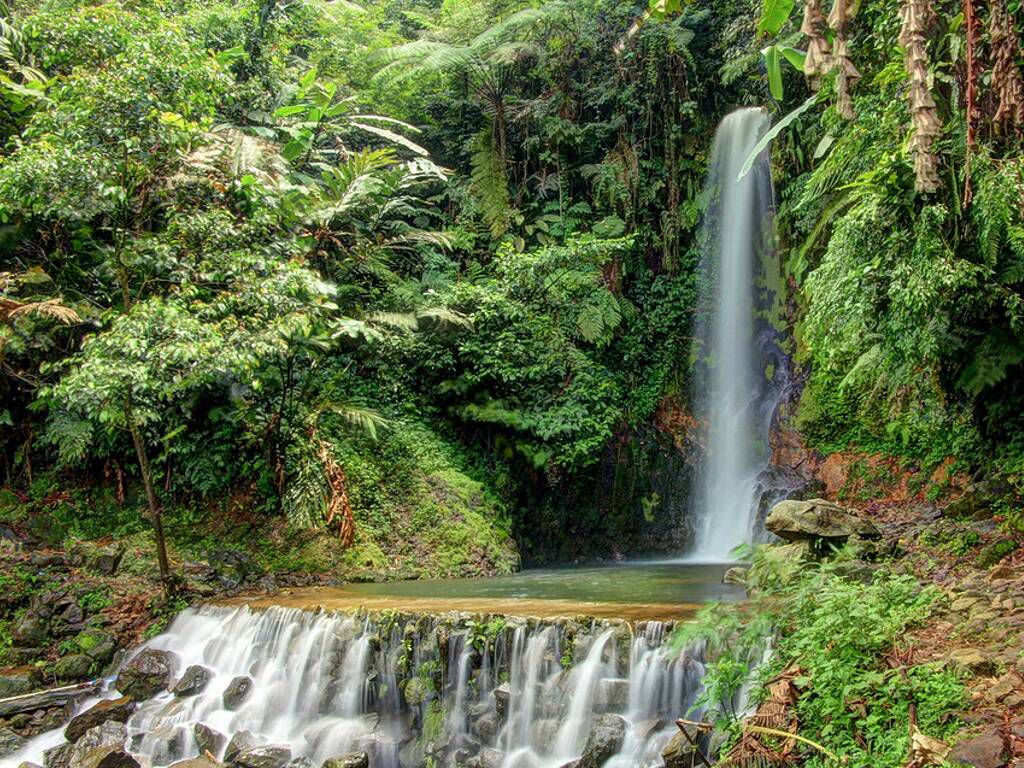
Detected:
left=54, top=653, right=94, bottom=681
left=976, top=539, right=1017, bottom=568
left=403, top=676, right=432, bottom=707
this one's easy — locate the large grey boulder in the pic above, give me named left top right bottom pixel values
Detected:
left=0, top=727, right=27, bottom=757
left=116, top=649, right=178, bottom=699
left=193, top=723, right=226, bottom=756
left=65, top=698, right=136, bottom=742
left=44, top=743, right=73, bottom=768
left=578, top=714, right=626, bottom=768
left=68, top=721, right=130, bottom=768
left=169, top=760, right=219, bottom=768
left=224, top=731, right=262, bottom=764
left=765, top=499, right=880, bottom=543
left=661, top=724, right=704, bottom=768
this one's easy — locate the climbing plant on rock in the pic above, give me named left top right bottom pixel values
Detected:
left=898, top=0, right=941, bottom=193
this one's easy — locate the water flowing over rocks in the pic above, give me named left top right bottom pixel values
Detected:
left=13, top=605, right=710, bottom=768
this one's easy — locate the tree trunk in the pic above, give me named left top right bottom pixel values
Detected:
left=126, top=402, right=171, bottom=593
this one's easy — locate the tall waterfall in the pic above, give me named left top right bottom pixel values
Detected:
left=691, top=107, right=781, bottom=560
left=13, top=606, right=709, bottom=768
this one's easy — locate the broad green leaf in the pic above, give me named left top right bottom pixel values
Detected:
left=763, top=45, right=784, bottom=100
left=737, top=93, right=819, bottom=181
left=274, top=104, right=308, bottom=118
left=757, top=0, right=794, bottom=36
left=779, top=45, right=807, bottom=70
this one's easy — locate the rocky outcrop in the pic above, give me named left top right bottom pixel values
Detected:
left=193, top=723, right=226, bottom=756
left=578, top=714, right=626, bottom=768
left=661, top=724, right=703, bottom=768
left=116, top=650, right=177, bottom=700
left=68, top=721, right=133, bottom=768
left=321, top=754, right=369, bottom=768
left=224, top=731, right=262, bottom=764
left=948, top=728, right=1007, bottom=768
left=231, top=746, right=292, bottom=768
left=0, top=726, right=27, bottom=757
left=65, top=697, right=136, bottom=742
left=766, top=499, right=880, bottom=544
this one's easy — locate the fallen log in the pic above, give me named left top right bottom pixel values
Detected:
left=0, top=679, right=101, bottom=717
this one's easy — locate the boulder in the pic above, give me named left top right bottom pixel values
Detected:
left=321, top=753, right=369, bottom=768
left=70, top=748, right=139, bottom=768
left=193, top=723, right=226, bottom=756
left=232, top=746, right=292, bottom=768
left=173, top=665, right=212, bottom=697
left=18, top=762, right=43, bottom=768
left=528, top=718, right=560, bottom=753
left=55, top=654, right=94, bottom=681
left=75, top=630, right=119, bottom=666
left=578, top=714, right=626, bottom=768
left=68, top=721, right=128, bottom=768
left=722, top=567, right=748, bottom=586
left=492, top=683, right=510, bottom=721
left=594, top=679, right=629, bottom=712
left=766, top=499, right=880, bottom=544
left=0, top=726, right=27, bottom=757
left=474, top=711, right=499, bottom=743
left=224, top=731, right=262, bottom=764
left=398, top=739, right=424, bottom=768
left=223, top=676, right=254, bottom=710
left=287, top=759, right=317, bottom=768
left=207, top=550, right=261, bottom=586
left=0, top=668, right=38, bottom=697
left=116, top=649, right=177, bottom=699
left=661, top=724, right=704, bottom=768
left=403, top=677, right=430, bottom=707
left=65, top=697, right=136, bottom=742
left=13, top=614, right=48, bottom=646
left=86, top=547, right=123, bottom=577
left=44, top=743, right=73, bottom=768
left=949, top=729, right=1007, bottom=768
left=476, top=749, right=504, bottom=768
left=169, top=760, right=219, bottom=768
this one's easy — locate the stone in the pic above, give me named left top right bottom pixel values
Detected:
left=661, top=725, right=704, bottom=768
left=476, top=748, right=504, bottom=768
left=44, top=743, right=73, bottom=768
left=492, top=683, right=510, bottom=721
left=233, top=747, right=292, bottom=768
left=474, top=711, right=499, bottom=744
left=173, top=665, right=212, bottom=697
left=87, top=548, right=123, bottom=577
left=0, top=727, right=27, bottom=757
left=403, top=677, right=431, bottom=707
left=207, top=549, right=261, bottom=586
left=193, top=723, right=226, bottom=756
left=948, top=730, right=1006, bottom=768
left=986, top=672, right=1023, bottom=702
left=55, top=654, right=94, bottom=681
left=144, top=726, right=188, bottom=765
left=70, top=748, right=140, bottom=768
left=287, top=759, right=317, bottom=768
left=76, top=630, right=118, bottom=666
left=397, top=739, right=424, bottom=768
left=65, top=697, right=136, bottom=742
left=68, top=721, right=128, bottom=768
left=223, top=676, right=254, bottom=710
left=578, top=714, right=627, bottom=768
left=528, top=718, right=560, bottom=752
left=947, top=649, right=996, bottom=677
left=13, top=614, right=48, bottom=646
left=765, top=499, right=880, bottom=543
left=224, top=731, right=262, bottom=764
left=722, top=566, right=748, bottom=585
left=594, top=679, right=629, bottom=712
left=0, top=668, right=38, bottom=697
left=18, top=762, right=43, bottom=768
left=321, top=753, right=369, bottom=768
left=169, top=760, right=219, bottom=768
left=116, top=649, right=177, bottom=699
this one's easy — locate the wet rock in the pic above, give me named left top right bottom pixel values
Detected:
left=71, top=747, right=140, bottom=768
left=578, top=714, right=626, bottom=768
left=321, top=753, right=369, bottom=768
left=223, top=676, right=254, bottom=710
left=948, top=729, right=1006, bottom=768
left=68, top=721, right=128, bottom=768
left=116, top=649, right=177, bottom=699
left=403, top=677, right=431, bottom=707
left=594, top=679, right=629, bottom=712
left=529, top=718, right=560, bottom=752
left=169, top=760, right=219, bottom=768
left=398, top=740, right=425, bottom=768
left=65, top=697, right=136, bottom=742
left=138, top=724, right=187, bottom=765
left=474, top=711, right=499, bottom=743
left=225, top=731, right=262, bottom=764
left=661, top=724, right=704, bottom=768
left=287, top=759, right=316, bottom=768
left=18, top=761, right=43, bottom=768
left=173, top=665, right=212, bottom=697
left=193, top=723, right=226, bottom=756
left=55, top=654, right=94, bottom=681
left=0, top=667, right=38, bottom=697
left=492, top=683, right=510, bottom=721
left=476, top=748, right=504, bottom=768
left=44, top=743, right=73, bottom=768
left=232, top=745, right=292, bottom=768
left=766, top=499, right=880, bottom=544
left=0, top=726, right=27, bottom=757
left=76, top=630, right=118, bottom=666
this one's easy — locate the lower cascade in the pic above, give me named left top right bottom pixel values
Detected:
left=18, top=605, right=709, bottom=768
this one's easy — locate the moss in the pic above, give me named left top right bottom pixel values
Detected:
left=976, top=539, right=1017, bottom=568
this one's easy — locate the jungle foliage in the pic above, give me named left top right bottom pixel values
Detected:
left=2, top=0, right=1024, bottom=572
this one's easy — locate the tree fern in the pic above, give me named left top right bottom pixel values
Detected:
left=470, top=129, right=511, bottom=237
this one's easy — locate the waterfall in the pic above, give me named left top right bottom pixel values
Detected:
left=12, top=606, right=707, bottom=768
left=690, top=107, right=783, bottom=561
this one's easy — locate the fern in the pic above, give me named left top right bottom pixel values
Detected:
left=959, top=329, right=1024, bottom=396
left=470, top=129, right=511, bottom=237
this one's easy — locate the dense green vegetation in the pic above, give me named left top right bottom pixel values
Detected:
left=2, top=0, right=1024, bottom=577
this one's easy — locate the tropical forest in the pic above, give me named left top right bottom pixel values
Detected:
left=0, top=0, right=1023, bottom=766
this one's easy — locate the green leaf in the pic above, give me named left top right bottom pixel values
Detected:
left=763, top=45, right=784, bottom=101
left=779, top=45, right=806, bottom=70
left=214, top=45, right=245, bottom=66
left=299, top=67, right=318, bottom=89
left=757, top=0, right=795, bottom=36
left=274, top=104, right=308, bottom=118
left=737, top=93, right=819, bottom=181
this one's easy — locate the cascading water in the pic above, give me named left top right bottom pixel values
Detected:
left=690, top=107, right=786, bottom=560
left=12, top=606, right=709, bottom=768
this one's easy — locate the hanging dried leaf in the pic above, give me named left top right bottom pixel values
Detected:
left=801, top=0, right=832, bottom=89
left=827, top=0, right=861, bottom=119
left=989, top=0, right=1024, bottom=137
left=317, top=437, right=355, bottom=547
left=899, top=0, right=941, bottom=192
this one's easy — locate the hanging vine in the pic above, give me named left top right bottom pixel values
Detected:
left=898, top=0, right=942, bottom=193
left=963, top=0, right=979, bottom=204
